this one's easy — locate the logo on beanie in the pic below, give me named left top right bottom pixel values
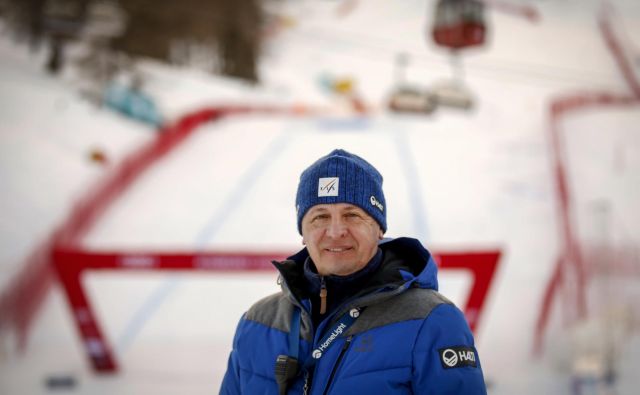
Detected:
left=370, top=195, right=384, bottom=212
left=318, top=177, right=339, bottom=197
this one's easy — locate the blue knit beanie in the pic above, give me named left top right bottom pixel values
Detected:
left=295, top=149, right=386, bottom=234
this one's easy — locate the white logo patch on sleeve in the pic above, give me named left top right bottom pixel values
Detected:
left=318, top=177, right=339, bottom=197
left=439, top=346, right=478, bottom=369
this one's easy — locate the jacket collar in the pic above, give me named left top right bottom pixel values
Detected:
left=272, top=237, right=438, bottom=302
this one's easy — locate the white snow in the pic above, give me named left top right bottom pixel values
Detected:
left=1, top=0, right=639, bottom=394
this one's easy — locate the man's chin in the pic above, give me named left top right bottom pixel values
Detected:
left=321, top=262, right=361, bottom=277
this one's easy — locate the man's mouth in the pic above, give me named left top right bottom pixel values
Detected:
left=325, top=247, right=353, bottom=253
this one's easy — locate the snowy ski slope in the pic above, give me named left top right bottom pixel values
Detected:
left=1, top=0, right=639, bottom=394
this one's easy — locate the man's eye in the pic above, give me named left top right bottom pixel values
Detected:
left=313, top=214, right=329, bottom=221
left=345, top=212, right=360, bottom=219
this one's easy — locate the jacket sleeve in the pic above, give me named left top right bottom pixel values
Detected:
left=219, top=316, right=245, bottom=395
left=411, top=303, right=487, bottom=394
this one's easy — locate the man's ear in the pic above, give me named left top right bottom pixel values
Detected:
left=301, top=237, right=306, bottom=245
left=378, top=228, right=384, bottom=240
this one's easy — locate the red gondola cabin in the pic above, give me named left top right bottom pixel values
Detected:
left=432, top=0, right=486, bottom=50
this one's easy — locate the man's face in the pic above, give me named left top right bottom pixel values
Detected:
left=301, top=203, right=383, bottom=276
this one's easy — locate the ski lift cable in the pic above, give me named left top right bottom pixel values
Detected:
left=312, top=23, right=618, bottom=82
left=479, top=0, right=540, bottom=23
left=286, top=25, right=622, bottom=89
left=289, top=31, right=618, bottom=90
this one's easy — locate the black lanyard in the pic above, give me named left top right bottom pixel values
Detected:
left=275, top=305, right=364, bottom=395
left=304, top=306, right=363, bottom=364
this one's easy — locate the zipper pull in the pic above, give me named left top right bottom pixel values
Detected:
left=319, top=277, right=327, bottom=315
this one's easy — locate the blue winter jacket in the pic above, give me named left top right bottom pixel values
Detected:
left=220, top=237, right=487, bottom=394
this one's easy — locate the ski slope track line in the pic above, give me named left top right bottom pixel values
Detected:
left=533, top=3, right=640, bottom=356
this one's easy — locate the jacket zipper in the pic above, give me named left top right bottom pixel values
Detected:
left=319, top=276, right=327, bottom=315
left=321, top=336, right=353, bottom=395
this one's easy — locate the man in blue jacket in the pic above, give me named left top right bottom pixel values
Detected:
left=220, top=149, right=487, bottom=394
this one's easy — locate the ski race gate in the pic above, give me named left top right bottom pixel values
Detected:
left=44, top=106, right=500, bottom=373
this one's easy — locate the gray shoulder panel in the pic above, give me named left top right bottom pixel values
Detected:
left=244, top=292, right=313, bottom=341
left=347, top=288, right=452, bottom=336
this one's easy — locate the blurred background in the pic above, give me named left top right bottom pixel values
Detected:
left=0, top=0, right=639, bottom=394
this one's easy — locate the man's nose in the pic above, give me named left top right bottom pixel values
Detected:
left=326, top=217, right=347, bottom=238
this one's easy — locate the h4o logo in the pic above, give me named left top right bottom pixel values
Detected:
left=440, top=347, right=477, bottom=369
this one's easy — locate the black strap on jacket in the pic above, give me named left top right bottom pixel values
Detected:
left=274, top=305, right=364, bottom=395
